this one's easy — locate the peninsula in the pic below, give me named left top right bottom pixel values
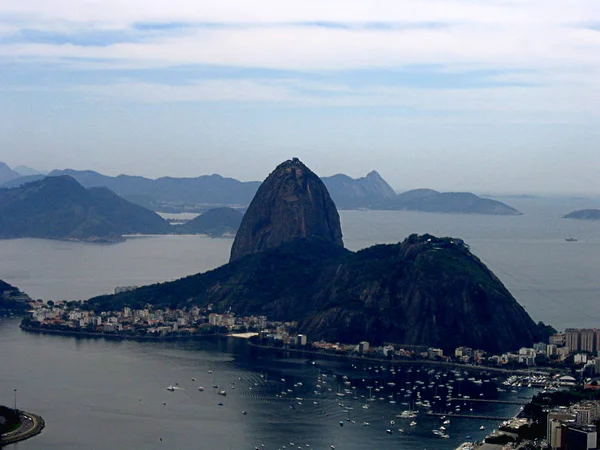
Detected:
left=85, top=158, right=542, bottom=353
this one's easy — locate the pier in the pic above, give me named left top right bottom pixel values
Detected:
left=449, top=397, right=528, bottom=405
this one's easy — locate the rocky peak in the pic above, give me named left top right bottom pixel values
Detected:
left=229, top=158, right=343, bottom=262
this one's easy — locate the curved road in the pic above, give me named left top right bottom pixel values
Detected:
left=0, top=411, right=45, bottom=445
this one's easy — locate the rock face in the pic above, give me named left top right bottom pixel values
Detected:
left=229, top=158, right=343, bottom=262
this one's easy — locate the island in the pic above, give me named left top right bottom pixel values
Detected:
left=172, top=207, right=243, bottom=237
left=564, top=209, right=600, bottom=221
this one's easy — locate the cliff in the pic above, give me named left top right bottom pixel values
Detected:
left=229, top=158, right=343, bottom=261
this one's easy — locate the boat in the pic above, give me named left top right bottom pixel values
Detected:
left=480, top=425, right=485, bottom=430
left=166, top=385, right=178, bottom=391
left=218, top=390, right=227, bottom=396
left=198, top=386, right=204, bottom=391
left=566, top=237, right=578, bottom=242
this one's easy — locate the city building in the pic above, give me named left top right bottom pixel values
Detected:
left=358, top=341, right=370, bottom=353
left=566, top=329, right=581, bottom=353
left=566, top=424, right=597, bottom=450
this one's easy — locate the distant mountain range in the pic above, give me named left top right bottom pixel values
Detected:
left=564, top=209, right=600, bottom=221
left=1, top=163, right=521, bottom=215
left=0, top=176, right=170, bottom=242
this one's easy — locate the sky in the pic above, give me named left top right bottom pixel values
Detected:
left=0, top=0, right=599, bottom=195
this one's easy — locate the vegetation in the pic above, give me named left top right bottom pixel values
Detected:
left=0, top=405, right=21, bottom=435
left=86, top=234, right=542, bottom=353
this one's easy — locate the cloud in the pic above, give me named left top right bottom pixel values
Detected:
left=0, top=0, right=598, bottom=118
left=69, top=78, right=600, bottom=122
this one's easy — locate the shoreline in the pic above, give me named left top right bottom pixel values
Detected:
left=245, top=341, right=536, bottom=375
left=0, top=411, right=45, bottom=446
left=19, top=324, right=225, bottom=341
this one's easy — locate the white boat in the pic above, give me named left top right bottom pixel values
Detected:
left=198, top=386, right=204, bottom=391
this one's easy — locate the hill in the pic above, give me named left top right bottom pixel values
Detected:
left=87, top=234, right=540, bottom=353
left=321, top=170, right=396, bottom=209
left=377, top=189, right=522, bottom=215
left=0, top=176, right=170, bottom=242
left=564, top=209, right=600, bottom=221
left=173, top=207, right=243, bottom=236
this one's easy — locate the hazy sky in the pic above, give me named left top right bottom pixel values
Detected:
left=1, top=0, right=599, bottom=194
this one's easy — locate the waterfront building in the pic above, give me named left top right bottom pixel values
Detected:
left=547, top=411, right=576, bottom=450
left=565, top=424, right=597, bottom=449
left=358, top=341, right=369, bottom=353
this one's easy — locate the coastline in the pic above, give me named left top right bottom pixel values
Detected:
left=246, top=341, right=536, bottom=375
left=19, top=324, right=224, bottom=341
left=0, top=411, right=45, bottom=446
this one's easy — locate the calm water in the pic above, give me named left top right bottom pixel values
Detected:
left=0, top=317, right=525, bottom=450
left=1, top=197, right=599, bottom=449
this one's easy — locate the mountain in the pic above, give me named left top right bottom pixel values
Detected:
left=86, top=159, right=540, bottom=353
left=46, top=169, right=261, bottom=210
left=0, top=162, right=20, bottom=186
left=322, top=170, right=396, bottom=209
left=230, top=158, right=343, bottom=262
left=7, top=168, right=396, bottom=211
left=0, top=176, right=170, bottom=241
left=564, top=209, right=600, bottom=221
left=174, top=207, right=243, bottom=236
left=87, top=234, right=540, bottom=353
left=377, top=189, right=522, bottom=215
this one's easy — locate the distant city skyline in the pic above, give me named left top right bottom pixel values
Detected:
left=1, top=0, right=599, bottom=195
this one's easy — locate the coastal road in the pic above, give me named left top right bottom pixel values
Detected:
left=0, top=411, right=45, bottom=445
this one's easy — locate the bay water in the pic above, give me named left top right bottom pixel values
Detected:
left=1, top=196, right=599, bottom=449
